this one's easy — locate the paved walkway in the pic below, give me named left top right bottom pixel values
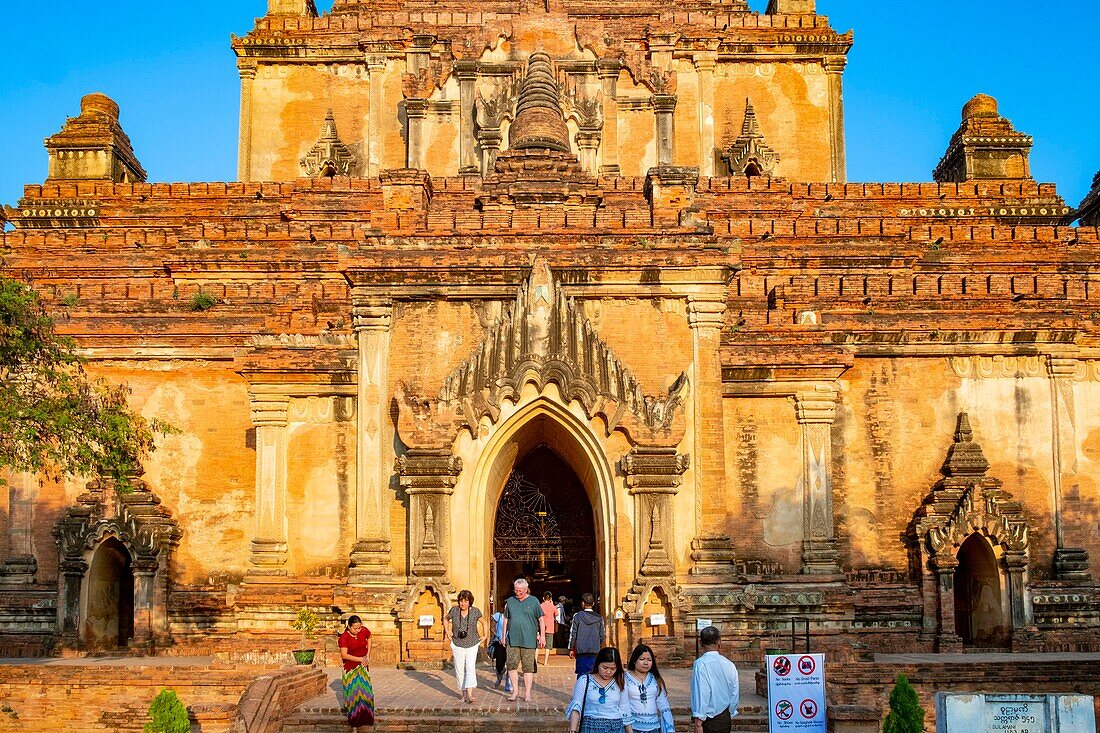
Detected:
left=301, top=656, right=766, bottom=715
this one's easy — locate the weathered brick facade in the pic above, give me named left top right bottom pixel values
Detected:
left=0, top=0, right=1097, bottom=664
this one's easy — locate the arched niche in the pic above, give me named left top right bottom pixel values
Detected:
left=955, top=533, right=1009, bottom=647
left=82, top=537, right=135, bottom=649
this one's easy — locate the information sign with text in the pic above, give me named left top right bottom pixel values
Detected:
left=766, top=653, right=826, bottom=733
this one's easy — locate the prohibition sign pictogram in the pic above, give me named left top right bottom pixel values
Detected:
left=772, top=656, right=791, bottom=676
left=800, top=699, right=818, bottom=719
left=775, top=700, right=794, bottom=721
left=797, top=655, right=816, bottom=675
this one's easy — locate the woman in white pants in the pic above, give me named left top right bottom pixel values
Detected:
left=445, top=589, right=487, bottom=703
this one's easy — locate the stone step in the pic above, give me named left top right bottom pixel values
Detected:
left=282, top=706, right=769, bottom=732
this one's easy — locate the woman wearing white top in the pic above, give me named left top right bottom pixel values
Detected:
left=565, top=647, right=634, bottom=733
left=625, top=644, right=674, bottom=733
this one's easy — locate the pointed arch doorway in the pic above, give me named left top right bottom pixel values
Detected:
left=954, top=533, right=1008, bottom=647
left=84, top=537, right=135, bottom=648
left=492, top=445, right=598, bottom=629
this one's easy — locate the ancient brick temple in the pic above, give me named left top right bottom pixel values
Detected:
left=1, top=0, right=1098, bottom=663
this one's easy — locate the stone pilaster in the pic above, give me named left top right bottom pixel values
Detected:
left=395, top=449, right=462, bottom=579
left=597, top=59, right=621, bottom=176
left=350, top=298, right=396, bottom=583
left=237, top=61, right=257, bottom=183
left=693, top=53, right=717, bottom=177
left=132, top=558, right=158, bottom=645
left=687, top=295, right=733, bottom=575
left=824, top=56, right=847, bottom=183
left=795, top=386, right=841, bottom=575
left=455, top=61, right=479, bottom=174
left=653, top=94, right=677, bottom=167
left=621, top=447, right=689, bottom=578
left=57, top=558, right=87, bottom=644
left=1048, top=356, right=1092, bottom=581
left=405, top=99, right=428, bottom=171
left=576, top=129, right=601, bottom=176
left=248, top=393, right=290, bottom=575
left=366, top=55, right=387, bottom=176
left=0, top=472, right=37, bottom=585
left=931, top=554, right=962, bottom=651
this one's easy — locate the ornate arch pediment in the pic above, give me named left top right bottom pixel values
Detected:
left=908, top=413, right=1029, bottom=563
left=396, top=259, right=689, bottom=449
left=53, top=473, right=181, bottom=567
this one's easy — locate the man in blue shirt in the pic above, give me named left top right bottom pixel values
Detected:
left=690, top=626, right=739, bottom=733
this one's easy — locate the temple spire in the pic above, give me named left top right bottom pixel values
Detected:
left=509, top=52, right=571, bottom=153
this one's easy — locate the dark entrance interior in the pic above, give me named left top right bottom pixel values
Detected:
left=492, top=444, right=597, bottom=645
left=84, top=537, right=135, bottom=648
left=954, top=533, right=1006, bottom=647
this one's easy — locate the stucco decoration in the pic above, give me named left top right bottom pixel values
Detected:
left=723, top=98, right=780, bottom=177
left=300, top=109, right=356, bottom=178
left=53, top=469, right=181, bottom=648
left=395, top=259, right=689, bottom=448
left=907, top=412, right=1033, bottom=649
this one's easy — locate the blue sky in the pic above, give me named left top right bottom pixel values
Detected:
left=1, top=1, right=1097, bottom=210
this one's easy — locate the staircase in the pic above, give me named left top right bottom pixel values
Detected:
left=282, top=704, right=768, bottom=732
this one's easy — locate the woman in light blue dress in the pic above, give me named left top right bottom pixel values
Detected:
left=624, top=644, right=674, bottom=733
left=566, top=647, right=634, bottom=733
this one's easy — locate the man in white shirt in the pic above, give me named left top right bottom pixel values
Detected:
left=690, top=626, right=739, bottom=733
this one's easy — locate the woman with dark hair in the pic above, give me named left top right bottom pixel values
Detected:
left=625, top=644, right=674, bottom=733
left=444, top=589, right=487, bottom=703
left=338, top=615, right=375, bottom=730
left=565, top=646, right=634, bottom=733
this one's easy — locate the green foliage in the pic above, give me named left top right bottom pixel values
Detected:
left=291, top=607, right=321, bottom=646
left=882, top=673, right=925, bottom=733
left=144, top=689, right=189, bottom=733
left=188, top=291, right=217, bottom=311
left=59, top=293, right=80, bottom=307
left=0, top=277, right=168, bottom=490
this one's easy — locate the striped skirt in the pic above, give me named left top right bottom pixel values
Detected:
left=342, top=664, right=376, bottom=727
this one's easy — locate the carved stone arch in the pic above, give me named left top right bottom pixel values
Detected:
left=464, top=392, right=620, bottom=626
left=53, top=471, right=181, bottom=650
left=393, top=260, right=691, bottom=654
left=393, top=580, right=452, bottom=663
left=907, top=413, right=1033, bottom=651
left=622, top=577, right=689, bottom=663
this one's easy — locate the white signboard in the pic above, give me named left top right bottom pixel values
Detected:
left=417, top=614, right=435, bottom=628
left=936, top=693, right=1096, bottom=733
left=696, top=618, right=713, bottom=631
left=767, top=653, right=826, bottom=733
left=649, top=613, right=667, bottom=626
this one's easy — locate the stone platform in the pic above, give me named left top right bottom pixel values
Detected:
left=285, top=656, right=768, bottom=732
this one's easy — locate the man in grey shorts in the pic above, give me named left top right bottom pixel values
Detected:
left=501, top=578, right=545, bottom=702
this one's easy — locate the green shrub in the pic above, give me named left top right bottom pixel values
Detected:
left=291, top=607, right=321, bottom=648
left=59, top=293, right=80, bottom=307
left=882, top=673, right=924, bottom=733
left=144, top=689, right=189, bottom=733
left=188, top=291, right=217, bottom=312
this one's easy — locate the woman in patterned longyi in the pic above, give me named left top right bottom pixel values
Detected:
left=338, top=615, right=375, bottom=730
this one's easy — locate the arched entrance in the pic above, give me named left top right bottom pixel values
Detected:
left=465, top=396, right=618, bottom=637
left=84, top=537, right=135, bottom=648
left=954, top=533, right=1007, bottom=647
left=492, top=445, right=597, bottom=632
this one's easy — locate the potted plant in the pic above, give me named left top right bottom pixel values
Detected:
left=290, top=608, right=320, bottom=665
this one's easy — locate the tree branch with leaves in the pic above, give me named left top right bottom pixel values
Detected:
left=0, top=276, right=170, bottom=489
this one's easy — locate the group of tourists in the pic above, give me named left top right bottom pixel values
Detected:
left=335, top=578, right=741, bottom=733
